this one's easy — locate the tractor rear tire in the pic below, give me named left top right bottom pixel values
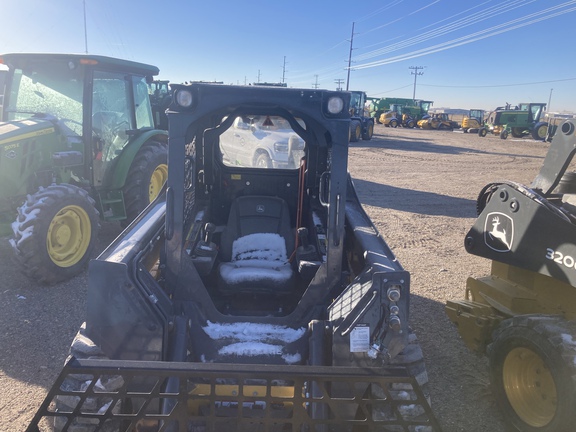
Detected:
left=478, top=128, right=488, bottom=137
left=362, top=122, right=374, bottom=140
left=350, top=120, right=361, bottom=142
left=511, top=128, right=525, bottom=138
left=488, top=315, right=576, bottom=432
left=406, top=119, right=415, bottom=129
left=124, top=140, right=168, bottom=223
left=532, top=122, right=549, bottom=141
left=10, top=184, right=100, bottom=285
left=389, top=119, right=398, bottom=128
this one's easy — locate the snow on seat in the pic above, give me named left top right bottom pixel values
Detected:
left=218, top=233, right=294, bottom=293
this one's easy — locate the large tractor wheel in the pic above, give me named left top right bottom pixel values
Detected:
left=362, top=121, right=374, bottom=140
left=350, top=120, right=362, bottom=142
left=478, top=128, right=488, bottom=137
left=124, top=140, right=168, bottom=222
left=389, top=119, right=399, bottom=128
left=532, top=122, right=549, bottom=141
left=511, top=127, right=525, bottom=138
left=488, top=315, right=576, bottom=432
left=406, top=119, right=415, bottom=129
left=10, top=184, right=100, bottom=285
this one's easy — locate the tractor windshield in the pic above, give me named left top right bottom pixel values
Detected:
left=6, top=61, right=84, bottom=135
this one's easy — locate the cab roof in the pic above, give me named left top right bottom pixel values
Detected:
left=0, top=53, right=159, bottom=76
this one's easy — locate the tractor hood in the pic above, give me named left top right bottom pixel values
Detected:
left=0, top=117, right=60, bottom=212
left=0, top=117, right=57, bottom=150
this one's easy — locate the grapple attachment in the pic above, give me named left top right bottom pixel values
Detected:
left=28, top=357, right=441, bottom=432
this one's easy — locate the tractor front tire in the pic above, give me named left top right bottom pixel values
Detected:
left=488, top=315, right=576, bottom=432
left=389, top=119, right=398, bottom=128
left=532, top=122, right=549, bottom=141
left=10, top=184, right=100, bottom=285
left=124, top=140, right=168, bottom=223
left=362, top=122, right=374, bottom=140
left=500, top=130, right=509, bottom=140
left=478, top=128, right=488, bottom=137
left=350, top=120, right=362, bottom=142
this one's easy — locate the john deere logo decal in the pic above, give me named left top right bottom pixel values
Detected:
left=484, top=212, right=513, bottom=252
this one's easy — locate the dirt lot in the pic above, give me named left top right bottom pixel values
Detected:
left=0, top=124, right=549, bottom=431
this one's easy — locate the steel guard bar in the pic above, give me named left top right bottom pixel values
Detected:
left=28, top=357, right=442, bottom=432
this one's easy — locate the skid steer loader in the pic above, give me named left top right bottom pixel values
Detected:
left=28, top=83, right=441, bottom=431
left=446, top=119, right=576, bottom=432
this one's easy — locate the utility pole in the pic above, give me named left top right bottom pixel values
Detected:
left=257, top=70, right=261, bottom=83
left=335, top=79, right=345, bottom=91
left=281, top=56, right=287, bottom=84
left=312, top=75, right=320, bottom=89
left=547, top=88, right=553, bottom=112
left=409, top=66, right=425, bottom=100
left=83, top=0, right=88, bottom=54
left=346, top=22, right=356, bottom=91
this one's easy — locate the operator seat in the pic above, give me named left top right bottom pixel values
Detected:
left=217, top=195, right=295, bottom=294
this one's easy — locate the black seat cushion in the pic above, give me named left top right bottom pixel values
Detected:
left=217, top=196, right=295, bottom=294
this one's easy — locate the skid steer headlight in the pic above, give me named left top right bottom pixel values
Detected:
left=327, top=96, right=344, bottom=114
left=175, top=89, right=193, bottom=108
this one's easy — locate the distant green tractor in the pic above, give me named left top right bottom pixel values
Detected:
left=0, top=53, right=168, bottom=284
left=478, top=103, right=548, bottom=140
left=148, top=79, right=172, bottom=130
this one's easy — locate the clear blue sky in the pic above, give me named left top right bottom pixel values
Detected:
left=2, top=0, right=575, bottom=112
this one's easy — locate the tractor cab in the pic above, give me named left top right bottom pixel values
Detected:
left=1, top=53, right=168, bottom=284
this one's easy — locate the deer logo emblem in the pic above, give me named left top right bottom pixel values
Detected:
left=484, top=212, right=514, bottom=252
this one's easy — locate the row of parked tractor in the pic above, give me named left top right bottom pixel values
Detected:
left=367, top=96, right=555, bottom=141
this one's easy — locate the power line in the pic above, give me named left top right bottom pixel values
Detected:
left=420, top=76, right=576, bottom=88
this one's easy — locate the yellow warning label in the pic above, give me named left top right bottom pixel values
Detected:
left=0, top=127, right=55, bottom=146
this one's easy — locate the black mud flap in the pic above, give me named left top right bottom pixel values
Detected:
left=27, top=357, right=442, bottom=432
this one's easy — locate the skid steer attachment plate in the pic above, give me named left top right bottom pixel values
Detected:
left=28, top=357, right=441, bottom=432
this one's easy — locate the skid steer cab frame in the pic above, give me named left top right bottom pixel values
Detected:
left=29, top=84, right=441, bottom=431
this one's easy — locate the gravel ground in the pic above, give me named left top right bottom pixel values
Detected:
left=0, top=124, right=549, bottom=431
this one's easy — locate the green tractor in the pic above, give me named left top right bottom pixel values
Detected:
left=478, top=103, right=548, bottom=140
left=148, top=79, right=172, bottom=130
left=0, top=53, right=168, bottom=284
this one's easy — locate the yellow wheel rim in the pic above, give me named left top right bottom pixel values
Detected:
left=149, top=163, right=168, bottom=202
left=47, top=205, right=92, bottom=268
left=503, top=347, right=557, bottom=427
left=537, top=125, right=548, bottom=139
